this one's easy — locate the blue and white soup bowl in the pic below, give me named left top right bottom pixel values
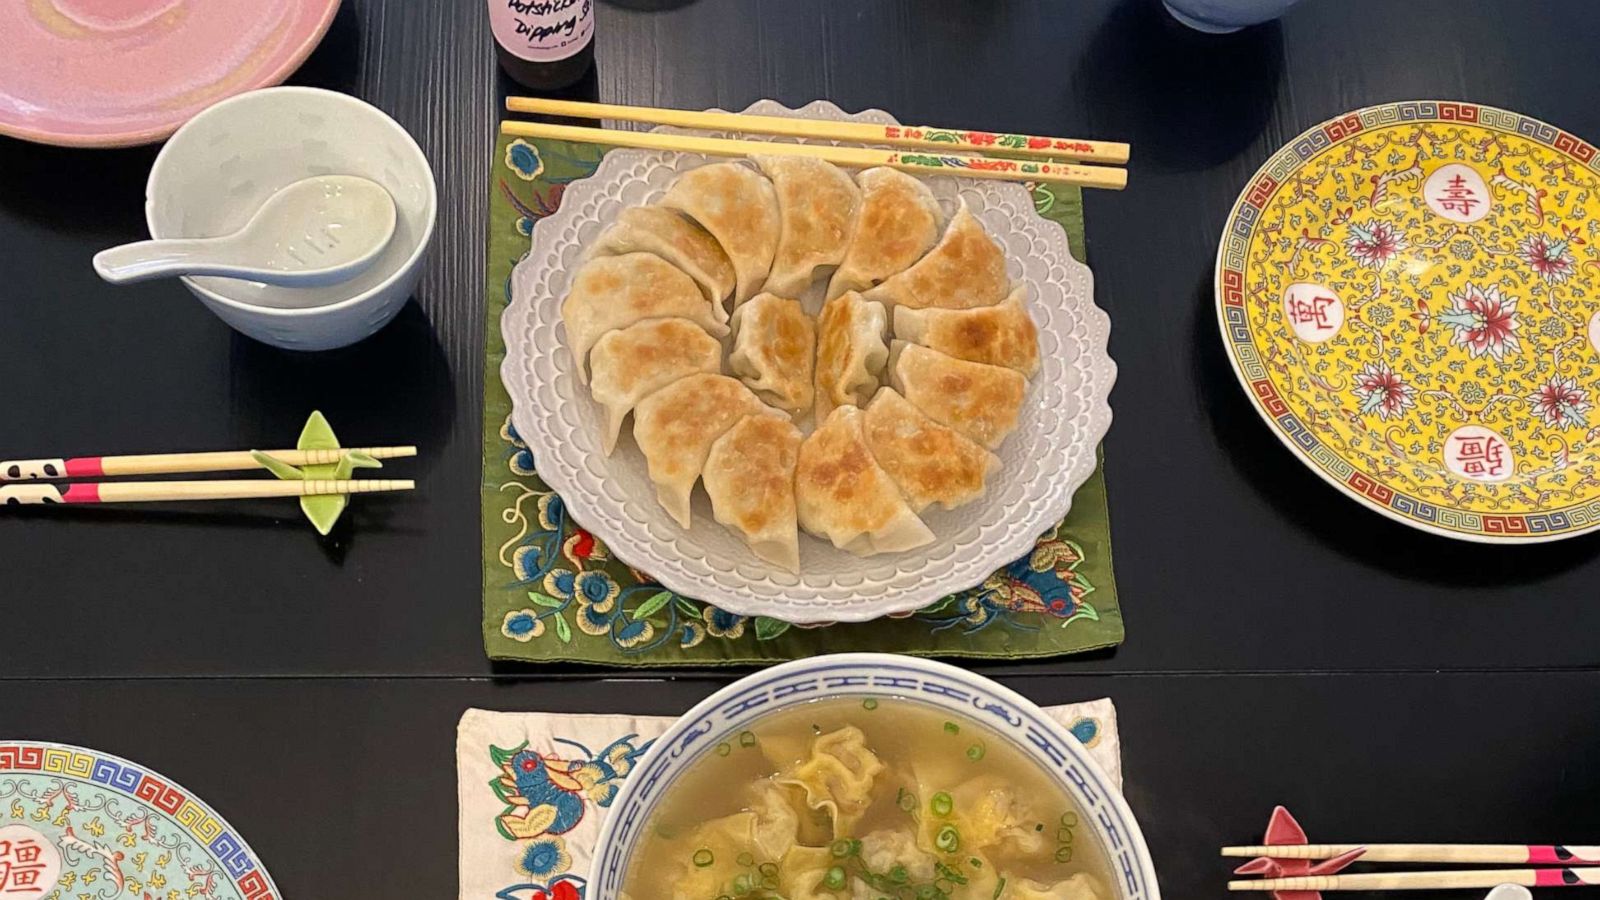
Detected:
left=590, top=653, right=1160, bottom=900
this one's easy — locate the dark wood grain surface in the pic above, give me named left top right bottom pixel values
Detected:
left=4, top=1, right=1600, bottom=897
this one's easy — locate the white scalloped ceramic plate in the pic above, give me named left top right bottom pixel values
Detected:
left=501, top=99, right=1115, bottom=623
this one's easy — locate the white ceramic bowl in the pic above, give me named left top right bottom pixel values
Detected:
left=591, top=653, right=1160, bottom=900
left=144, top=86, right=437, bottom=350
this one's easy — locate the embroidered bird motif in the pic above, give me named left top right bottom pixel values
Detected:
left=507, top=751, right=588, bottom=837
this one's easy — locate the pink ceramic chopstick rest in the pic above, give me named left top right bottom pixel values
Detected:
left=1233, top=807, right=1365, bottom=900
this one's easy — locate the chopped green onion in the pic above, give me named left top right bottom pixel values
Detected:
left=897, top=788, right=917, bottom=812
left=824, top=866, right=847, bottom=890
left=693, top=849, right=714, bottom=868
left=759, top=863, right=779, bottom=878
left=943, top=722, right=960, bottom=735
left=890, top=866, right=910, bottom=884
left=1060, top=811, right=1078, bottom=827
left=716, top=742, right=732, bottom=757
left=1057, top=825, right=1074, bottom=843
left=965, top=742, right=986, bottom=761
left=934, top=825, right=961, bottom=854
left=737, top=852, right=755, bottom=867
left=733, top=873, right=752, bottom=895
left=930, top=792, right=954, bottom=817
left=738, top=731, right=757, bottom=748
left=992, top=877, right=1008, bottom=900
left=862, top=698, right=879, bottom=710
left=831, top=839, right=855, bottom=858
left=1055, top=846, right=1074, bottom=863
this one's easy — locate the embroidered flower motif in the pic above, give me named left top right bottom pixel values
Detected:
left=1518, top=233, right=1575, bottom=284
left=516, top=217, right=535, bottom=237
left=1449, top=239, right=1476, bottom=261
left=1437, top=283, right=1520, bottom=361
left=1344, top=221, right=1408, bottom=268
left=1351, top=362, right=1417, bottom=421
left=543, top=568, right=577, bottom=600
left=506, top=139, right=546, bottom=181
left=501, top=609, right=546, bottom=643
left=572, top=571, right=621, bottom=636
left=1459, top=380, right=1487, bottom=405
left=613, top=617, right=655, bottom=648
left=532, top=495, right=565, bottom=533
left=501, top=416, right=537, bottom=476
left=678, top=621, right=706, bottom=648
left=1068, top=717, right=1100, bottom=748
left=518, top=837, right=571, bottom=879
left=1366, top=303, right=1394, bottom=326
left=1540, top=317, right=1567, bottom=339
left=702, top=606, right=747, bottom=639
left=1528, top=375, right=1590, bottom=429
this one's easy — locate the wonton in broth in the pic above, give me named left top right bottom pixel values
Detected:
left=620, top=698, right=1110, bottom=900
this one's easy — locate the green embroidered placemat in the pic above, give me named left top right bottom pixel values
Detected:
left=481, top=133, right=1122, bottom=665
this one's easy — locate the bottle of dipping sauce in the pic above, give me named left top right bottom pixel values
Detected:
left=488, top=0, right=595, bottom=91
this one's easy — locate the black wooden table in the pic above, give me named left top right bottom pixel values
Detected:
left=3, top=1, right=1599, bottom=897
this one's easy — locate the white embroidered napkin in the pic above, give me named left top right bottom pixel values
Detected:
left=457, top=699, right=1121, bottom=900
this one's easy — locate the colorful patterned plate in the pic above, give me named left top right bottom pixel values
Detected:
left=0, top=0, right=340, bottom=148
left=1217, top=101, right=1600, bottom=542
left=0, top=742, right=279, bottom=900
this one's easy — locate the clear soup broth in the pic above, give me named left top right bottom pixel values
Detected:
left=621, top=697, right=1110, bottom=900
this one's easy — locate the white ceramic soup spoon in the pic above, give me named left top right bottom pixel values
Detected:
left=93, top=175, right=397, bottom=287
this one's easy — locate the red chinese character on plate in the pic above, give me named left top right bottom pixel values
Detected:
left=1424, top=163, right=1491, bottom=223
left=1445, top=425, right=1515, bottom=483
left=1280, top=282, right=1344, bottom=343
left=0, top=827, right=56, bottom=897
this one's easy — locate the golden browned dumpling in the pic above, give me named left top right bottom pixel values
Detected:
left=887, top=342, right=1027, bottom=450
left=632, top=374, right=773, bottom=528
left=589, top=206, right=736, bottom=306
left=813, top=290, right=889, bottom=422
left=658, top=162, right=781, bottom=306
left=865, top=203, right=1010, bottom=310
left=756, top=156, right=862, bottom=297
left=729, top=293, right=816, bottom=414
left=795, top=405, right=934, bottom=556
left=827, top=167, right=945, bottom=300
left=703, top=414, right=804, bottom=572
left=561, top=252, right=728, bottom=383
left=589, top=319, right=724, bottom=455
left=862, top=388, right=1000, bottom=513
left=892, top=285, right=1039, bottom=376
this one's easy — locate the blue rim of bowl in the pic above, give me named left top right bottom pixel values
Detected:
left=142, top=85, right=438, bottom=318
left=0, top=739, right=281, bottom=900
left=589, top=653, right=1160, bottom=900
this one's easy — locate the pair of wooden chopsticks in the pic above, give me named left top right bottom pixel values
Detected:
left=1224, top=843, right=1600, bottom=892
left=0, top=447, right=416, bottom=506
left=501, top=97, right=1129, bottom=190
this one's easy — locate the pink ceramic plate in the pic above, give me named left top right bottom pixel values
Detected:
left=0, top=0, right=341, bottom=148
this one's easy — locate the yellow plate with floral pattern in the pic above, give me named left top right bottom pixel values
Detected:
left=1217, top=101, right=1600, bottom=542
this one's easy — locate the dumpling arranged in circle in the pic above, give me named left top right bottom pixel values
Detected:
left=556, top=156, right=1048, bottom=573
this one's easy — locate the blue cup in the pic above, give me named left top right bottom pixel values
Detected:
left=1163, top=0, right=1304, bottom=32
